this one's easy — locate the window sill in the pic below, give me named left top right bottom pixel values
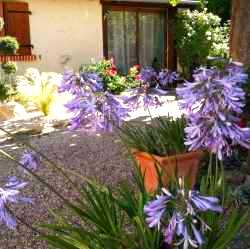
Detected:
left=0, top=54, right=41, bottom=62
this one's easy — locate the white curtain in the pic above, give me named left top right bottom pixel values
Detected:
left=139, top=12, right=165, bottom=69
left=107, top=11, right=137, bottom=74
left=107, top=11, right=165, bottom=73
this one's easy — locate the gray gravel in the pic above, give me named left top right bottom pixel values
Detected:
left=0, top=129, right=133, bottom=249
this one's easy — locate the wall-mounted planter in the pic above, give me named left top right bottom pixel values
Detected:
left=132, top=150, right=204, bottom=193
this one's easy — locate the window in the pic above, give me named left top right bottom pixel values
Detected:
left=0, top=1, right=32, bottom=55
left=103, top=6, right=168, bottom=73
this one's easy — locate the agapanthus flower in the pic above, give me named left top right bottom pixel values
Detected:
left=59, top=70, right=82, bottom=95
left=177, top=63, right=250, bottom=160
left=144, top=190, right=172, bottom=229
left=123, top=84, right=167, bottom=110
left=62, top=70, right=129, bottom=132
left=158, top=70, right=179, bottom=88
left=81, top=72, right=103, bottom=92
left=225, top=62, right=248, bottom=83
left=189, top=191, right=223, bottom=213
left=101, top=93, right=129, bottom=132
left=0, top=177, right=32, bottom=229
left=140, top=67, right=158, bottom=87
left=65, top=92, right=98, bottom=130
left=20, top=151, right=40, bottom=172
left=144, top=186, right=222, bottom=248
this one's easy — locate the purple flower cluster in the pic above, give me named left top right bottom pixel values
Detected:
left=177, top=62, right=250, bottom=159
left=20, top=151, right=40, bottom=173
left=0, top=177, right=32, bottom=229
left=140, top=67, right=179, bottom=88
left=123, top=85, right=167, bottom=110
left=140, top=67, right=158, bottom=87
left=60, top=70, right=129, bottom=132
left=59, top=70, right=81, bottom=95
left=124, top=68, right=178, bottom=109
left=0, top=150, right=41, bottom=230
left=144, top=187, right=222, bottom=248
left=158, top=69, right=179, bottom=88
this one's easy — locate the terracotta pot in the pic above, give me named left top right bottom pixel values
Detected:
left=132, top=150, right=204, bottom=193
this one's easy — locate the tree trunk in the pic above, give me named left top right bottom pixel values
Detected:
left=230, top=0, right=250, bottom=66
left=230, top=0, right=250, bottom=173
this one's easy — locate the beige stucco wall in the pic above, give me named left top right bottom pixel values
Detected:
left=6, top=0, right=104, bottom=73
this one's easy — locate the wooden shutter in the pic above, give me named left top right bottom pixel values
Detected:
left=3, top=2, right=32, bottom=55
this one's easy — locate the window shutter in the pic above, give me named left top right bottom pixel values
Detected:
left=3, top=2, right=32, bottom=55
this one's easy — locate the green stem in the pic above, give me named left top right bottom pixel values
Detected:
left=0, top=127, right=81, bottom=195
left=215, top=155, right=219, bottom=184
left=207, top=153, right=213, bottom=186
left=220, top=160, right=225, bottom=205
left=0, top=149, right=81, bottom=213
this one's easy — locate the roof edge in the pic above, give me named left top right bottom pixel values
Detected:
left=101, top=0, right=200, bottom=7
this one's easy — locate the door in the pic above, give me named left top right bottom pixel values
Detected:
left=104, top=7, right=166, bottom=74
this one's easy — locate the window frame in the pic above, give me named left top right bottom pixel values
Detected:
left=102, top=2, right=177, bottom=70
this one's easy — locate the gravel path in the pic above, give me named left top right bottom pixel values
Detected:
left=0, top=129, right=133, bottom=249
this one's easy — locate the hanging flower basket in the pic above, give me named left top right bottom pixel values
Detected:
left=132, top=150, right=204, bottom=193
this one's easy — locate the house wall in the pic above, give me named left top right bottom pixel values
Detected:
left=5, top=0, right=104, bottom=73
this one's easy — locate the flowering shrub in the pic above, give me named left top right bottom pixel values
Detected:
left=175, top=9, right=230, bottom=77
left=177, top=62, right=250, bottom=160
left=205, top=0, right=232, bottom=22
left=80, top=59, right=132, bottom=94
left=126, top=64, right=141, bottom=88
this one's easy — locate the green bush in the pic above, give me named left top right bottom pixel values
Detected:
left=80, top=59, right=140, bottom=94
left=175, top=9, right=229, bottom=77
left=0, top=36, right=19, bottom=55
left=206, top=0, right=232, bottom=22
left=1, top=61, right=18, bottom=75
left=105, top=74, right=127, bottom=94
left=0, top=78, right=10, bottom=102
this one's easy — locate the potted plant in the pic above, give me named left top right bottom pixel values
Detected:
left=121, top=116, right=204, bottom=193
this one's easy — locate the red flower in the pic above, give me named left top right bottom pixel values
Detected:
left=106, top=68, right=117, bottom=77
left=134, top=64, right=140, bottom=70
left=135, top=74, right=141, bottom=81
